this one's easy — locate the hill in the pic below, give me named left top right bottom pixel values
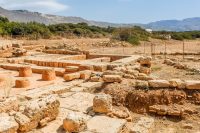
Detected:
left=1, top=7, right=200, bottom=31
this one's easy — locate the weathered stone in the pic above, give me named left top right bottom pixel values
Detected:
left=148, top=80, right=170, bottom=88
left=80, top=70, right=92, bottom=80
left=19, top=95, right=60, bottom=132
left=111, top=106, right=132, bottom=120
left=93, top=94, right=112, bottom=113
left=103, top=70, right=124, bottom=76
left=123, top=74, right=135, bottom=79
left=182, top=123, right=194, bottom=129
left=63, top=72, right=80, bottom=81
left=87, top=116, right=127, bottom=133
left=164, top=59, right=174, bottom=65
left=59, top=92, right=94, bottom=113
left=90, top=76, right=102, bottom=82
left=135, top=80, right=149, bottom=89
left=157, top=106, right=168, bottom=115
left=12, top=48, right=27, bottom=57
left=130, top=117, right=155, bottom=133
left=167, top=108, right=181, bottom=116
left=103, top=75, right=122, bottom=83
left=78, top=82, right=103, bottom=91
left=0, top=113, right=19, bottom=133
left=65, top=66, right=79, bottom=73
left=39, top=117, right=51, bottom=127
left=63, top=112, right=88, bottom=132
left=149, top=105, right=182, bottom=117
left=137, top=75, right=154, bottom=81
left=174, top=63, right=186, bottom=69
left=139, top=56, right=152, bottom=68
left=0, top=97, right=19, bottom=113
left=14, top=112, right=36, bottom=132
left=169, top=79, right=186, bottom=89
left=93, top=64, right=107, bottom=72
left=15, top=78, right=30, bottom=88
left=79, top=64, right=94, bottom=71
left=19, top=66, right=32, bottom=77
left=125, top=69, right=139, bottom=76
left=140, top=66, right=151, bottom=75
left=185, top=80, right=200, bottom=90
left=70, top=87, right=86, bottom=92
left=42, top=69, right=56, bottom=81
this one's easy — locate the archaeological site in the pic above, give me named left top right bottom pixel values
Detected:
left=0, top=38, right=199, bottom=133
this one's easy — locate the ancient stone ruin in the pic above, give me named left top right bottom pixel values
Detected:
left=0, top=40, right=199, bottom=132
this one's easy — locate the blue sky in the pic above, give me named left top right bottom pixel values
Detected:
left=0, top=0, right=200, bottom=24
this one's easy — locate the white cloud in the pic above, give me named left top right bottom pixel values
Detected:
left=0, top=0, right=69, bottom=13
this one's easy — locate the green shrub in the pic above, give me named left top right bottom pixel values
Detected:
left=128, top=36, right=140, bottom=45
left=112, top=26, right=150, bottom=45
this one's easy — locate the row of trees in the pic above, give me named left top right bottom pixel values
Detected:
left=0, top=16, right=114, bottom=39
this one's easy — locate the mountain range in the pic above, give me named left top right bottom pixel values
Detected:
left=0, top=7, right=200, bottom=31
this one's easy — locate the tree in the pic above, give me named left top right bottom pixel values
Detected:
left=0, top=16, right=9, bottom=23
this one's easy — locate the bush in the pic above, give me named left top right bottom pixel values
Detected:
left=0, top=16, right=9, bottom=23
left=112, top=26, right=150, bottom=45
left=128, top=36, right=140, bottom=45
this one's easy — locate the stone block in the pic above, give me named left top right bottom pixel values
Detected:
left=90, top=76, right=102, bottom=82
left=169, top=79, right=186, bottom=89
left=65, top=66, right=79, bottom=73
left=140, top=66, right=151, bottom=75
left=0, top=113, right=19, bottom=133
left=93, top=94, right=112, bottom=113
left=139, top=56, right=152, bottom=68
left=63, top=72, right=80, bottom=81
left=63, top=112, right=88, bottom=132
left=135, top=80, right=149, bottom=89
left=19, top=66, right=32, bottom=77
left=103, top=75, right=122, bottom=83
left=15, top=78, right=30, bottom=88
left=103, top=70, right=124, bottom=76
left=148, top=80, right=170, bottom=88
left=79, top=65, right=94, bottom=71
left=42, top=69, right=56, bottom=81
left=19, top=95, right=60, bottom=132
left=14, top=112, right=37, bottom=132
left=93, top=64, right=107, bottom=72
left=80, top=70, right=92, bottom=80
left=87, top=116, right=127, bottom=133
left=185, top=80, right=200, bottom=90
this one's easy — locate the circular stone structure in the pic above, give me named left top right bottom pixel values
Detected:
left=42, top=69, right=56, bottom=81
left=15, top=78, right=30, bottom=88
left=19, top=66, right=32, bottom=77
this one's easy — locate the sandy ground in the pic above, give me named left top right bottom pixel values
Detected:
left=10, top=38, right=200, bottom=54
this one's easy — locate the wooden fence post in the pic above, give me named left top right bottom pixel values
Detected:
left=183, top=41, right=185, bottom=60
left=164, top=41, right=167, bottom=60
left=144, top=42, right=146, bottom=55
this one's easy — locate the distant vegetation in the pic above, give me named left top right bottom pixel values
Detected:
left=0, top=16, right=112, bottom=39
left=1, top=16, right=200, bottom=45
left=153, top=31, right=200, bottom=41
left=112, top=26, right=150, bottom=45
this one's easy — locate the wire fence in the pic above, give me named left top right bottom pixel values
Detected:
left=1, top=34, right=200, bottom=60
left=93, top=40, right=200, bottom=60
